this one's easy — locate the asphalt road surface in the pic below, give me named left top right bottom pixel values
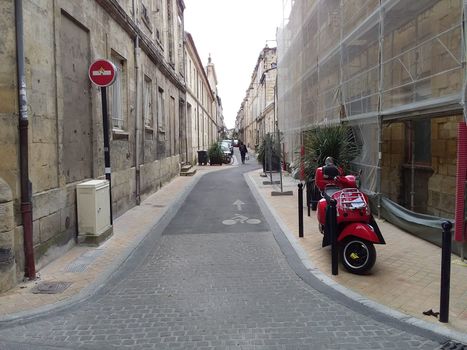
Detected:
left=0, top=152, right=449, bottom=349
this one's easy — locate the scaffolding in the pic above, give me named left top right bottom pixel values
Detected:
left=277, top=0, right=465, bottom=195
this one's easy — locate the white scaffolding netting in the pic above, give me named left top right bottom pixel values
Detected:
left=277, top=0, right=464, bottom=193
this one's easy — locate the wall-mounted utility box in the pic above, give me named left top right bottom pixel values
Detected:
left=76, top=179, right=113, bottom=246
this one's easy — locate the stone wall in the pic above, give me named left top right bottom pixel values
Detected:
left=428, top=115, right=462, bottom=217
left=0, top=0, right=19, bottom=202
left=0, top=178, right=16, bottom=293
left=0, top=0, right=186, bottom=289
left=381, top=115, right=461, bottom=218
left=381, top=122, right=405, bottom=202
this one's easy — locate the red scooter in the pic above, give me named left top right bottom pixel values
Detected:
left=315, top=161, right=385, bottom=274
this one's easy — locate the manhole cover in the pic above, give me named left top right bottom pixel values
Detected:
left=31, top=281, right=72, bottom=294
left=438, top=341, right=467, bottom=350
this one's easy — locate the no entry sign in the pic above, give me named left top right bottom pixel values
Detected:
left=88, top=59, right=117, bottom=87
left=89, top=59, right=117, bottom=224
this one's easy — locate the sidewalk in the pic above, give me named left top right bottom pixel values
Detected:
left=0, top=162, right=466, bottom=343
left=247, top=168, right=467, bottom=341
left=0, top=164, right=227, bottom=322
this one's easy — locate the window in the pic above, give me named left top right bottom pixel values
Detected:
left=110, top=54, right=125, bottom=130
left=141, top=3, right=152, bottom=31
left=154, top=0, right=162, bottom=44
left=170, top=96, right=175, bottom=155
left=144, top=76, right=153, bottom=128
left=167, top=0, right=175, bottom=65
left=157, top=87, right=165, bottom=131
left=407, top=119, right=431, bottom=164
left=177, top=14, right=184, bottom=74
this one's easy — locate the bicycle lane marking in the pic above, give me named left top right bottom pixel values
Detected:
left=222, top=214, right=262, bottom=225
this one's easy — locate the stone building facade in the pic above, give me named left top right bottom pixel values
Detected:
left=185, top=33, right=219, bottom=165
left=381, top=115, right=462, bottom=218
left=0, top=0, right=187, bottom=291
left=236, top=47, right=277, bottom=149
left=276, top=0, right=466, bottom=224
left=206, top=55, right=225, bottom=139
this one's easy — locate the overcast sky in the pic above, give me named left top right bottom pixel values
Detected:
left=183, top=0, right=283, bottom=129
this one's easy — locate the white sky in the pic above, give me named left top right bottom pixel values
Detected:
left=183, top=0, right=283, bottom=129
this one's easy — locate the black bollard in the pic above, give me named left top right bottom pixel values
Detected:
left=306, top=181, right=311, bottom=217
left=439, top=220, right=452, bottom=323
left=298, top=183, right=304, bottom=238
left=329, top=199, right=338, bottom=275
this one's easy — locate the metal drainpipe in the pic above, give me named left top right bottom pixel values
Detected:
left=15, top=0, right=35, bottom=279
left=135, top=36, right=141, bottom=205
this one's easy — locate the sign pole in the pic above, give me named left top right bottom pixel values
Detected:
left=89, top=59, right=116, bottom=226
left=101, top=86, right=113, bottom=224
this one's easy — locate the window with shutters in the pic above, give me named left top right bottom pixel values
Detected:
left=144, top=75, right=153, bottom=128
left=110, top=52, right=126, bottom=131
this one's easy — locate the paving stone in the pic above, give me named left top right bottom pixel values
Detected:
left=0, top=168, right=452, bottom=349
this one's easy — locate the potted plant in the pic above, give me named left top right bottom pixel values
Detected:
left=301, top=124, right=360, bottom=178
left=208, top=142, right=224, bottom=165
left=291, top=124, right=360, bottom=210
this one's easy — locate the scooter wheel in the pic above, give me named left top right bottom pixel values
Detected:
left=340, top=238, right=376, bottom=275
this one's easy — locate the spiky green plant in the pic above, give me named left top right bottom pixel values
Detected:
left=299, top=124, right=360, bottom=180
left=256, top=133, right=282, bottom=164
left=208, top=142, right=224, bottom=164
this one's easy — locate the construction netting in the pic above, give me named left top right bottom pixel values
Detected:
left=277, top=0, right=465, bottom=194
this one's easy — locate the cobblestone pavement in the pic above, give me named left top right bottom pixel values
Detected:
left=0, top=165, right=447, bottom=349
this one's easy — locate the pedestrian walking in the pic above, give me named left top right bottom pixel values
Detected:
left=239, top=141, right=248, bottom=164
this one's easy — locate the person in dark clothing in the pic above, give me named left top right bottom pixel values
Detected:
left=322, top=156, right=340, bottom=179
left=239, top=141, right=248, bottom=164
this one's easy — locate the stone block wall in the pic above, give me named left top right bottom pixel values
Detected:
left=381, top=115, right=462, bottom=218
left=0, top=0, right=187, bottom=290
left=428, top=115, right=462, bottom=218
left=0, top=178, right=16, bottom=293
left=381, top=122, right=405, bottom=202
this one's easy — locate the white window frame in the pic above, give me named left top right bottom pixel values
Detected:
left=110, top=54, right=125, bottom=131
left=144, top=75, right=153, bottom=128
left=157, top=86, right=165, bottom=132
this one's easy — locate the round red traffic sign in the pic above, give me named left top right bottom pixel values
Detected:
left=88, top=59, right=117, bottom=87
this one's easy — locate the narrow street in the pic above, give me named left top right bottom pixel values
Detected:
left=0, top=153, right=446, bottom=349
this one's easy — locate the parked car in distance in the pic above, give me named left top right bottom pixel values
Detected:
left=232, top=139, right=239, bottom=147
left=221, top=140, right=233, bottom=155
left=219, top=142, right=232, bottom=163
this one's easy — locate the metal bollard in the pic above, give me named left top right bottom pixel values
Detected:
left=329, top=199, right=338, bottom=275
left=439, top=220, right=452, bottom=323
left=298, top=183, right=304, bottom=238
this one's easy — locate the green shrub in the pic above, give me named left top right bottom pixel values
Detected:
left=256, top=133, right=279, bottom=164
left=293, top=124, right=360, bottom=180
left=208, top=142, right=223, bottom=164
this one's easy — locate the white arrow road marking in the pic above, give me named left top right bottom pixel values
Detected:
left=233, top=200, right=245, bottom=210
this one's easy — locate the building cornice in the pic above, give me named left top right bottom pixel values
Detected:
left=96, top=0, right=186, bottom=92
